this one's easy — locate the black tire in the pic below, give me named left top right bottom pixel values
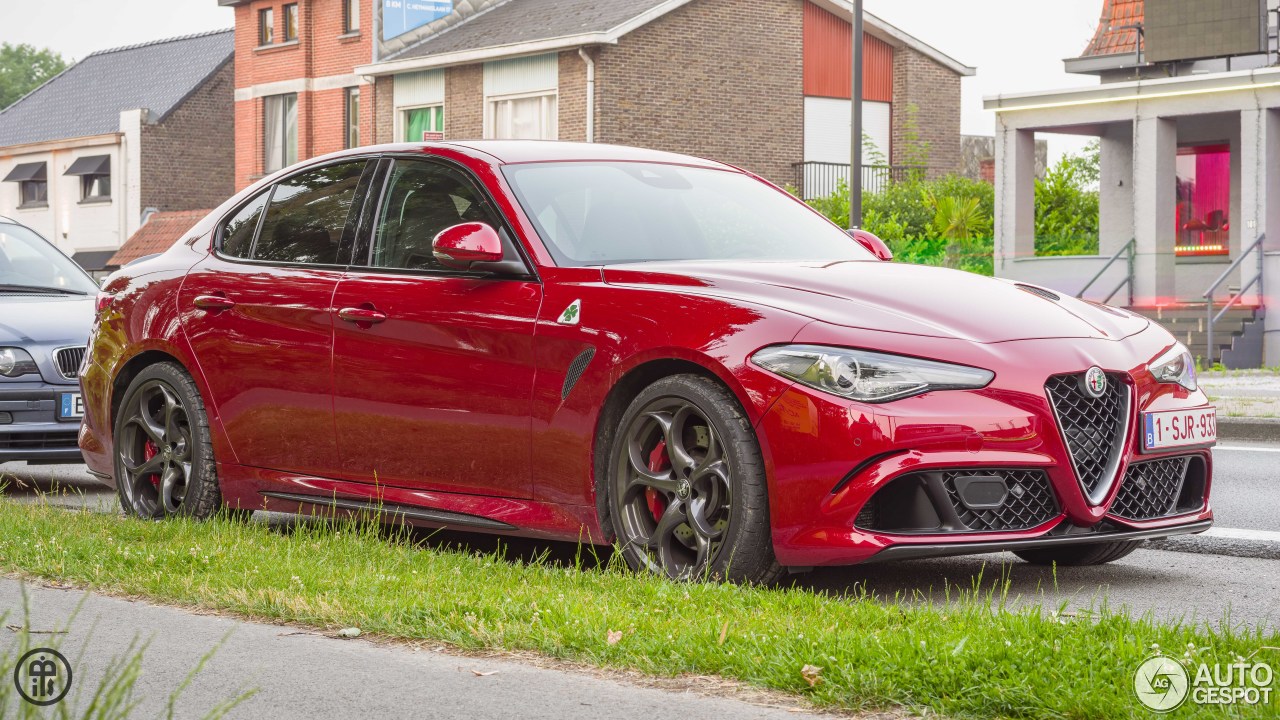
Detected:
left=1013, top=540, right=1143, bottom=566
left=603, top=374, right=782, bottom=584
left=112, top=362, right=224, bottom=520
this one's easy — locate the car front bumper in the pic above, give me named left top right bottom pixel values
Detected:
left=0, top=383, right=84, bottom=464
left=754, top=329, right=1216, bottom=567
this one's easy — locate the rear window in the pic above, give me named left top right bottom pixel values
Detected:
left=220, top=190, right=269, bottom=259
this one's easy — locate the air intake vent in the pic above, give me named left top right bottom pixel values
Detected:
left=1017, top=284, right=1061, bottom=302
left=561, top=347, right=595, bottom=401
left=1045, top=372, right=1130, bottom=505
left=1112, top=455, right=1205, bottom=521
left=55, top=346, right=86, bottom=380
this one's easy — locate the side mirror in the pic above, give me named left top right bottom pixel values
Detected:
left=848, top=229, right=893, bottom=261
left=432, top=222, right=505, bottom=270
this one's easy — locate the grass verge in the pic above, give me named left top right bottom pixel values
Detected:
left=0, top=499, right=1276, bottom=719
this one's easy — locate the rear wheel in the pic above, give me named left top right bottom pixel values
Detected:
left=113, top=362, right=223, bottom=520
left=1013, top=540, right=1143, bottom=566
left=605, top=374, right=781, bottom=584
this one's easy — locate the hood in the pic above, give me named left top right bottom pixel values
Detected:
left=602, top=260, right=1149, bottom=343
left=0, top=294, right=94, bottom=345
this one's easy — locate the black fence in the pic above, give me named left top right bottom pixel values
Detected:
left=792, top=162, right=930, bottom=200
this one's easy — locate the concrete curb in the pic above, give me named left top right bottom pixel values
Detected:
left=1217, top=418, right=1280, bottom=443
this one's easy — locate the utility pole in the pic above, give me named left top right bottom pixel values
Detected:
left=850, top=0, right=864, bottom=229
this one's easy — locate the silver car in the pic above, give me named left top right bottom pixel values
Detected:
left=0, top=216, right=96, bottom=465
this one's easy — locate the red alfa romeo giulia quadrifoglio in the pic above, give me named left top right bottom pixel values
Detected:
left=79, top=141, right=1216, bottom=583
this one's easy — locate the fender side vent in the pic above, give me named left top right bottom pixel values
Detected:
left=561, top=347, right=596, bottom=401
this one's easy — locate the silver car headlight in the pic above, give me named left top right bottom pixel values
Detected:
left=752, top=345, right=995, bottom=403
left=1149, top=343, right=1197, bottom=392
left=0, top=347, right=39, bottom=378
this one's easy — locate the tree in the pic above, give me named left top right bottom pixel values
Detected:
left=0, top=43, right=68, bottom=111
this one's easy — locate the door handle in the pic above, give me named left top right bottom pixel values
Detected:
left=193, top=295, right=235, bottom=311
left=337, top=306, right=388, bottom=325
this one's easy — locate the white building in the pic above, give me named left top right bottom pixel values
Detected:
left=0, top=31, right=234, bottom=276
left=989, top=0, right=1280, bottom=367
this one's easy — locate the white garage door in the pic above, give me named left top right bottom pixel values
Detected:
left=803, top=97, right=891, bottom=165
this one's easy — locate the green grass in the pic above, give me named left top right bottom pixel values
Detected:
left=0, top=500, right=1276, bottom=719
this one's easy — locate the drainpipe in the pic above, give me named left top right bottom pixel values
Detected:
left=578, top=48, right=595, bottom=143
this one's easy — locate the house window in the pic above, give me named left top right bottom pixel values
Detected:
left=65, top=154, right=111, bottom=202
left=345, top=87, right=360, bottom=149
left=81, top=175, right=110, bottom=201
left=1175, top=144, right=1230, bottom=257
left=263, top=93, right=298, bottom=173
left=403, top=106, right=444, bottom=142
left=283, top=3, right=299, bottom=42
left=486, top=93, right=557, bottom=140
left=259, top=7, right=274, bottom=45
left=19, top=180, right=47, bottom=207
left=343, top=0, right=359, bottom=33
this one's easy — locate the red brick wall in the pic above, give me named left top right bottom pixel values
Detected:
left=140, top=62, right=235, bottom=211
left=592, top=0, right=804, bottom=187
left=232, top=0, right=374, bottom=189
left=374, top=75, right=394, bottom=143
left=891, top=46, right=962, bottom=176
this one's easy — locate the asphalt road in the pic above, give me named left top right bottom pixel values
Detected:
left=0, top=579, right=837, bottom=720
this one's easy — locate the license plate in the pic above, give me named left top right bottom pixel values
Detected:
left=58, top=392, right=83, bottom=421
left=1143, top=407, right=1216, bottom=451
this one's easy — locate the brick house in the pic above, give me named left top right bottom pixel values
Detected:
left=0, top=30, right=234, bottom=274
left=221, top=0, right=971, bottom=197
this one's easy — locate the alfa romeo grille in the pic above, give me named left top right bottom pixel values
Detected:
left=1112, top=457, right=1192, bottom=521
left=55, top=347, right=86, bottom=380
left=1045, top=372, right=1129, bottom=505
left=942, top=469, right=1059, bottom=532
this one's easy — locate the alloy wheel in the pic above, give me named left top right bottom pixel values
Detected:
left=613, top=397, right=733, bottom=579
left=117, top=379, right=193, bottom=516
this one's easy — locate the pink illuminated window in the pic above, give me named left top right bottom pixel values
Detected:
left=1175, top=144, right=1230, bottom=257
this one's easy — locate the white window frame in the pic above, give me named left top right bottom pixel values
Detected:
left=483, top=90, right=558, bottom=141
left=395, top=103, right=446, bottom=143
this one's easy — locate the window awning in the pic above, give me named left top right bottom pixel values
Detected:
left=2, top=162, right=46, bottom=183
left=64, top=155, right=111, bottom=176
left=71, top=250, right=118, bottom=273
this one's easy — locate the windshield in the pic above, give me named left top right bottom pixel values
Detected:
left=501, top=162, right=876, bottom=266
left=0, top=223, right=99, bottom=294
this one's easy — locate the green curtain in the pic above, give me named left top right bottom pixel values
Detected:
left=404, top=107, right=443, bottom=142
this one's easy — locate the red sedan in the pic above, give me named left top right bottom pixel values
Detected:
left=79, top=142, right=1215, bottom=583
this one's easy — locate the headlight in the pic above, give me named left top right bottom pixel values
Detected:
left=0, top=347, right=38, bottom=378
left=752, top=345, right=994, bottom=403
left=1149, top=343, right=1197, bottom=392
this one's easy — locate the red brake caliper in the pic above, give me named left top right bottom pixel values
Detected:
left=143, top=439, right=161, bottom=487
left=645, top=440, right=670, bottom=521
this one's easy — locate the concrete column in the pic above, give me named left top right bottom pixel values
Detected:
left=1252, top=108, right=1280, bottom=365
left=994, top=123, right=1035, bottom=276
left=119, top=109, right=145, bottom=241
left=1098, top=122, right=1134, bottom=258
left=1132, top=116, right=1177, bottom=304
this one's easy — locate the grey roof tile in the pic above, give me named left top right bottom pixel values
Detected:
left=0, top=29, right=233, bottom=147
left=389, top=0, right=672, bottom=60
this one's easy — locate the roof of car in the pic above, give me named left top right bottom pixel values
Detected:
left=365, top=140, right=739, bottom=170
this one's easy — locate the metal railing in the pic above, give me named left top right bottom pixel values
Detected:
left=1075, top=239, right=1135, bottom=306
left=792, top=162, right=929, bottom=200
left=1204, top=233, right=1266, bottom=364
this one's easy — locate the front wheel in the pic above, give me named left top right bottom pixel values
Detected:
left=605, top=374, right=782, bottom=584
left=1013, top=540, right=1143, bottom=566
left=113, top=362, right=224, bottom=520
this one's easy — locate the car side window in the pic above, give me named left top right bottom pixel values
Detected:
left=219, top=190, right=270, bottom=259
left=368, top=160, right=500, bottom=272
left=252, top=161, right=366, bottom=265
